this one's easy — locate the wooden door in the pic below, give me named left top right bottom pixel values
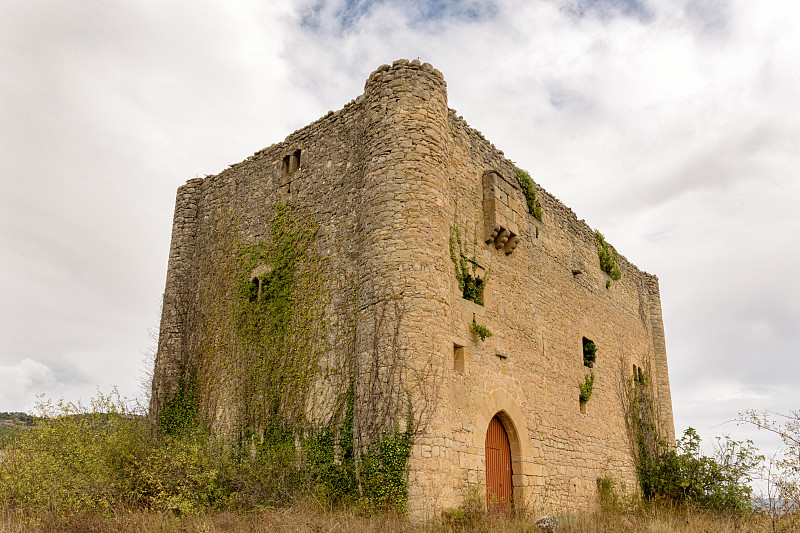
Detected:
left=485, top=414, right=513, bottom=511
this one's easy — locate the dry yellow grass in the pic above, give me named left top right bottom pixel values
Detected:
left=1, top=503, right=789, bottom=533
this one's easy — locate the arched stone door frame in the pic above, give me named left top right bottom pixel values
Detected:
left=471, top=389, right=536, bottom=509
left=485, top=414, right=513, bottom=509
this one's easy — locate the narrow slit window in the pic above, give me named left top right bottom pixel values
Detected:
left=453, top=344, right=465, bottom=373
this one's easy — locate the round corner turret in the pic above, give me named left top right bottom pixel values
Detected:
left=364, top=58, right=447, bottom=97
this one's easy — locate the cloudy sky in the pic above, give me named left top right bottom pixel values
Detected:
left=1, top=0, right=798, bottom=457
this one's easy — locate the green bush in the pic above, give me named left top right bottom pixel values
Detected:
left=596, top=475, right=628, bottom=512
left=470, top=321, right=493, bottom=341
left=594, top=231, right=621, bottom=281
left=0, top=392, right=241, bottom=520
left=643, top=428, right=760, bottom=513
left=579, top=373, right=595, bottom=403
left=0, top=392, right=150, bottom=520
left=0, top=389, right=415, bottom=525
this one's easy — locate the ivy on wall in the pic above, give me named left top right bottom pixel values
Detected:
left=232, top=204, right=326, bottom=438
left=449, top=220, right=487, bottom=306
left=303, top=386, right=414, bottom=510
left=157, top=203, right=419, bottom=511
left=157, top=370, right=199, bottom=436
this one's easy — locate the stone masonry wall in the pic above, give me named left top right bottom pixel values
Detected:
left=403, top=101, right=675, bottom=516
left=151, top=59, right=674, bottom=518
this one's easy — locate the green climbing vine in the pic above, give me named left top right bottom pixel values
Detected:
left=302, top=385, right=414, bottom=510
left=157, top=369, right=199, bottom=436
left=515, top=168, right=543, bottom=222
left=595, top=230, right=622, bottom=282
left=154, top=203, right=424, bottom=511
left=450, top=218, right=487, bottom=305
left=232, top=204, right=326, bottom=437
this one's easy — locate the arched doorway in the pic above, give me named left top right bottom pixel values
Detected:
left=485, top=414, right=513, bottom=511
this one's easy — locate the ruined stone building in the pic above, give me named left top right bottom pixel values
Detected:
left=150, top=59, right=675, bottom=516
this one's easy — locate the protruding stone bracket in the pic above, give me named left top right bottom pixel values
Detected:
left=482, top=170, right=522, bottom=256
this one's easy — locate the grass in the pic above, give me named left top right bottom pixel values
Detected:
left=1, top=395, right=794, bottom=532
left=0, top=502, right=783, bottom=533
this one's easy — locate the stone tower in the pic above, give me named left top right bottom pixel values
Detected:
left=151, top=59, right=675, bottom=517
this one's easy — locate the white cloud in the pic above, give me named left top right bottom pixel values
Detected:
left=0, top=0, right=797, bottom=461
left=0, top=359, right=56, bottom=412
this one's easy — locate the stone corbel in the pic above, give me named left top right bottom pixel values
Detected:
left=485, top=225, right=520, bottom=255
left=482, top=169, right=521, bottom=256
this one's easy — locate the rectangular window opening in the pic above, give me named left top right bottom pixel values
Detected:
left=633, top=364, right=645, bottom=384
left=281, top=154, right=291, bottom=177
left=290, top=149, right=301, bottom=172
left=582, top=337, right=597, bottom=368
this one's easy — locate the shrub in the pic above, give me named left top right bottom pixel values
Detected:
left=579, top=373, right=595, bottom=403
left=594, top=231, right=621, bottom=281
left=470, top=321, right=493, bottom=341
left=0, top=392, right=150, bottom=521
left=642, top=428, right=760, bottom=513
left=596, top=475, right=629, bottom=512
left=741, top=410, right=800, bottom=529
left=515, top=168, right=543, bottom=222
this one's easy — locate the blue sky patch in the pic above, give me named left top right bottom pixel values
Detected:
left=558, top=0, right=653, bottom=23
left=301, top=0, right=498, bottom=33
